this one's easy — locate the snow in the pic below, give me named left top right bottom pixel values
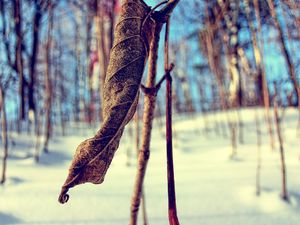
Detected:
left=1, top=108, right=300, bottom=225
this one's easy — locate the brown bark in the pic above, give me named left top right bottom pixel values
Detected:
left=273, top=95, right=288, bottom=201
left=208, top=2, right=242, bottom=156
left=34, top=106, right=42, bottom=162
left=13, top=0, right=25, bottom=123
left=130, top=22, right=163, bottom=225
left=165, top=19, right=180, bottom=225
left=201, top=27, right=226, bottom=111
left=202, top=0, right=230, bottom=112
left=229, top=120, right=237, bottom=158
left=130, top=2, right=180, bottom=224
left=95, top=3, right=108, bottom=120
left=268, top=0, right=300, bottom=109
left=200, top=5, right=229, bottom=138
left=141, top=189, right=148, bottom=225
left=108, top=0, right=117, bottom=51
left=74, top=22, right=81, bottom=122
left=214, top=2, right=240, bottom=155
left=253, top=0, right=275, bottom=150
left=0, top=87, right=8, bottom=184
left=268, top=0, right=300, bottom=133
left=86, top=10, right=93, bottom=125
left=28, top=1, right=44, bottom=120
left=217, top=0, right=242, bottom=107
left=134, top=109, right=148, bottom=225
left=59, top=80, right=66, bottom=137
left=43, top=4, right=54, bottom=153
left=57, top=25, right=66, bottom=136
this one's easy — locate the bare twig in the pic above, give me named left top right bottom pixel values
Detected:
left=140, top=63, right=174, bottom=96
left=165, top=18, right=180, bottom=225
left=130, top=21, right=163, bottom=225
left=130, top=2, right=180, bottom=224
left=158, top=0, right=180, bottom=18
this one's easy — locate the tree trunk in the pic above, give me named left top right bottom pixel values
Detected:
left=13, top=0, right=25, bottom=127
left=108, top=0, right=117, bottom=51
left=74, top=22, right=81, bottom=122
left=95, top=3, right=108, bottom=120
left=202, top=19, right=229, bottom=140
left=0, top=87, right=8, bottom=184
left=57, top=25, right=66, bottom=136
left=130, top=22, right=163, bottom=225
left=86, top=11, right=93, bottom=125
left=218, top=0, right=242, bottom=107
left=165, top=19, right=180, bottom=225
left=28, top=4, right=42, bottom=125
left=237, top=109, right=244, bottom=144
left=140, top=189, right=148, bottom=225
left=130, top=3, right=180, bottom=222
left=134, top=109, right=148, bottom=225
left=34, top=107, right=41, bottom=162
left=251, top=0, right=275, bottom=150
left=229, top=120, right=237, bottom=158
left=273, top=97, right=288, bottom=201
left=268, top=0, right=300, bottom=110
left=43, top=4, right=54, bottom=153
left=269, top=0, right=299, bottom=103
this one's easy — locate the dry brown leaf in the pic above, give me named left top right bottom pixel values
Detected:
left=58, top=0, right=154, bottom=204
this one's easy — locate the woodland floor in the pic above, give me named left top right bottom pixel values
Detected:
left=1, top=108, right=300, bottom=225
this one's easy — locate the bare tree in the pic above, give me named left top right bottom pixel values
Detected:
left=93, top=0, right=118, bottom=119
left=13, top=0, right=25, bottom=127
left=134, top=108, right=148, bottom=225
left=0, top=84, right=8, bottom=184
left=251, top=0, right=275, bottom=150
left=130, top=2, right=181, bottom=224
left=43, top=2, right=55, bottom=153
left=164, top=18, right=180, bottom=225
left=273, top=91, right=288, bottom=201
left=268, top=0, right=300, bottom=118
left=28, top=0, right=50, bottom=128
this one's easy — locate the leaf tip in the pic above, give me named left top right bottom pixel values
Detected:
left=58, top=186, right=70, bottom=204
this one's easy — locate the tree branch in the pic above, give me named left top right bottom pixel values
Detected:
left=140, top=63, right=174, bottom=96
left=158, top=0, right=180, bottom=17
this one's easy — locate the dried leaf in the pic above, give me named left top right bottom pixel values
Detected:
left=58, top=0, right=154, bottom=204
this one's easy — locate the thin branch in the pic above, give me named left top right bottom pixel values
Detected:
left=140, top=63, right=174, bottom=96
left=165, top=18, right=180, bottom=225
left=159, top=0, right=180, bottom=17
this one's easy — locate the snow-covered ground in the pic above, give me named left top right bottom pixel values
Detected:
left=1, top=108, right=300, bottom=225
